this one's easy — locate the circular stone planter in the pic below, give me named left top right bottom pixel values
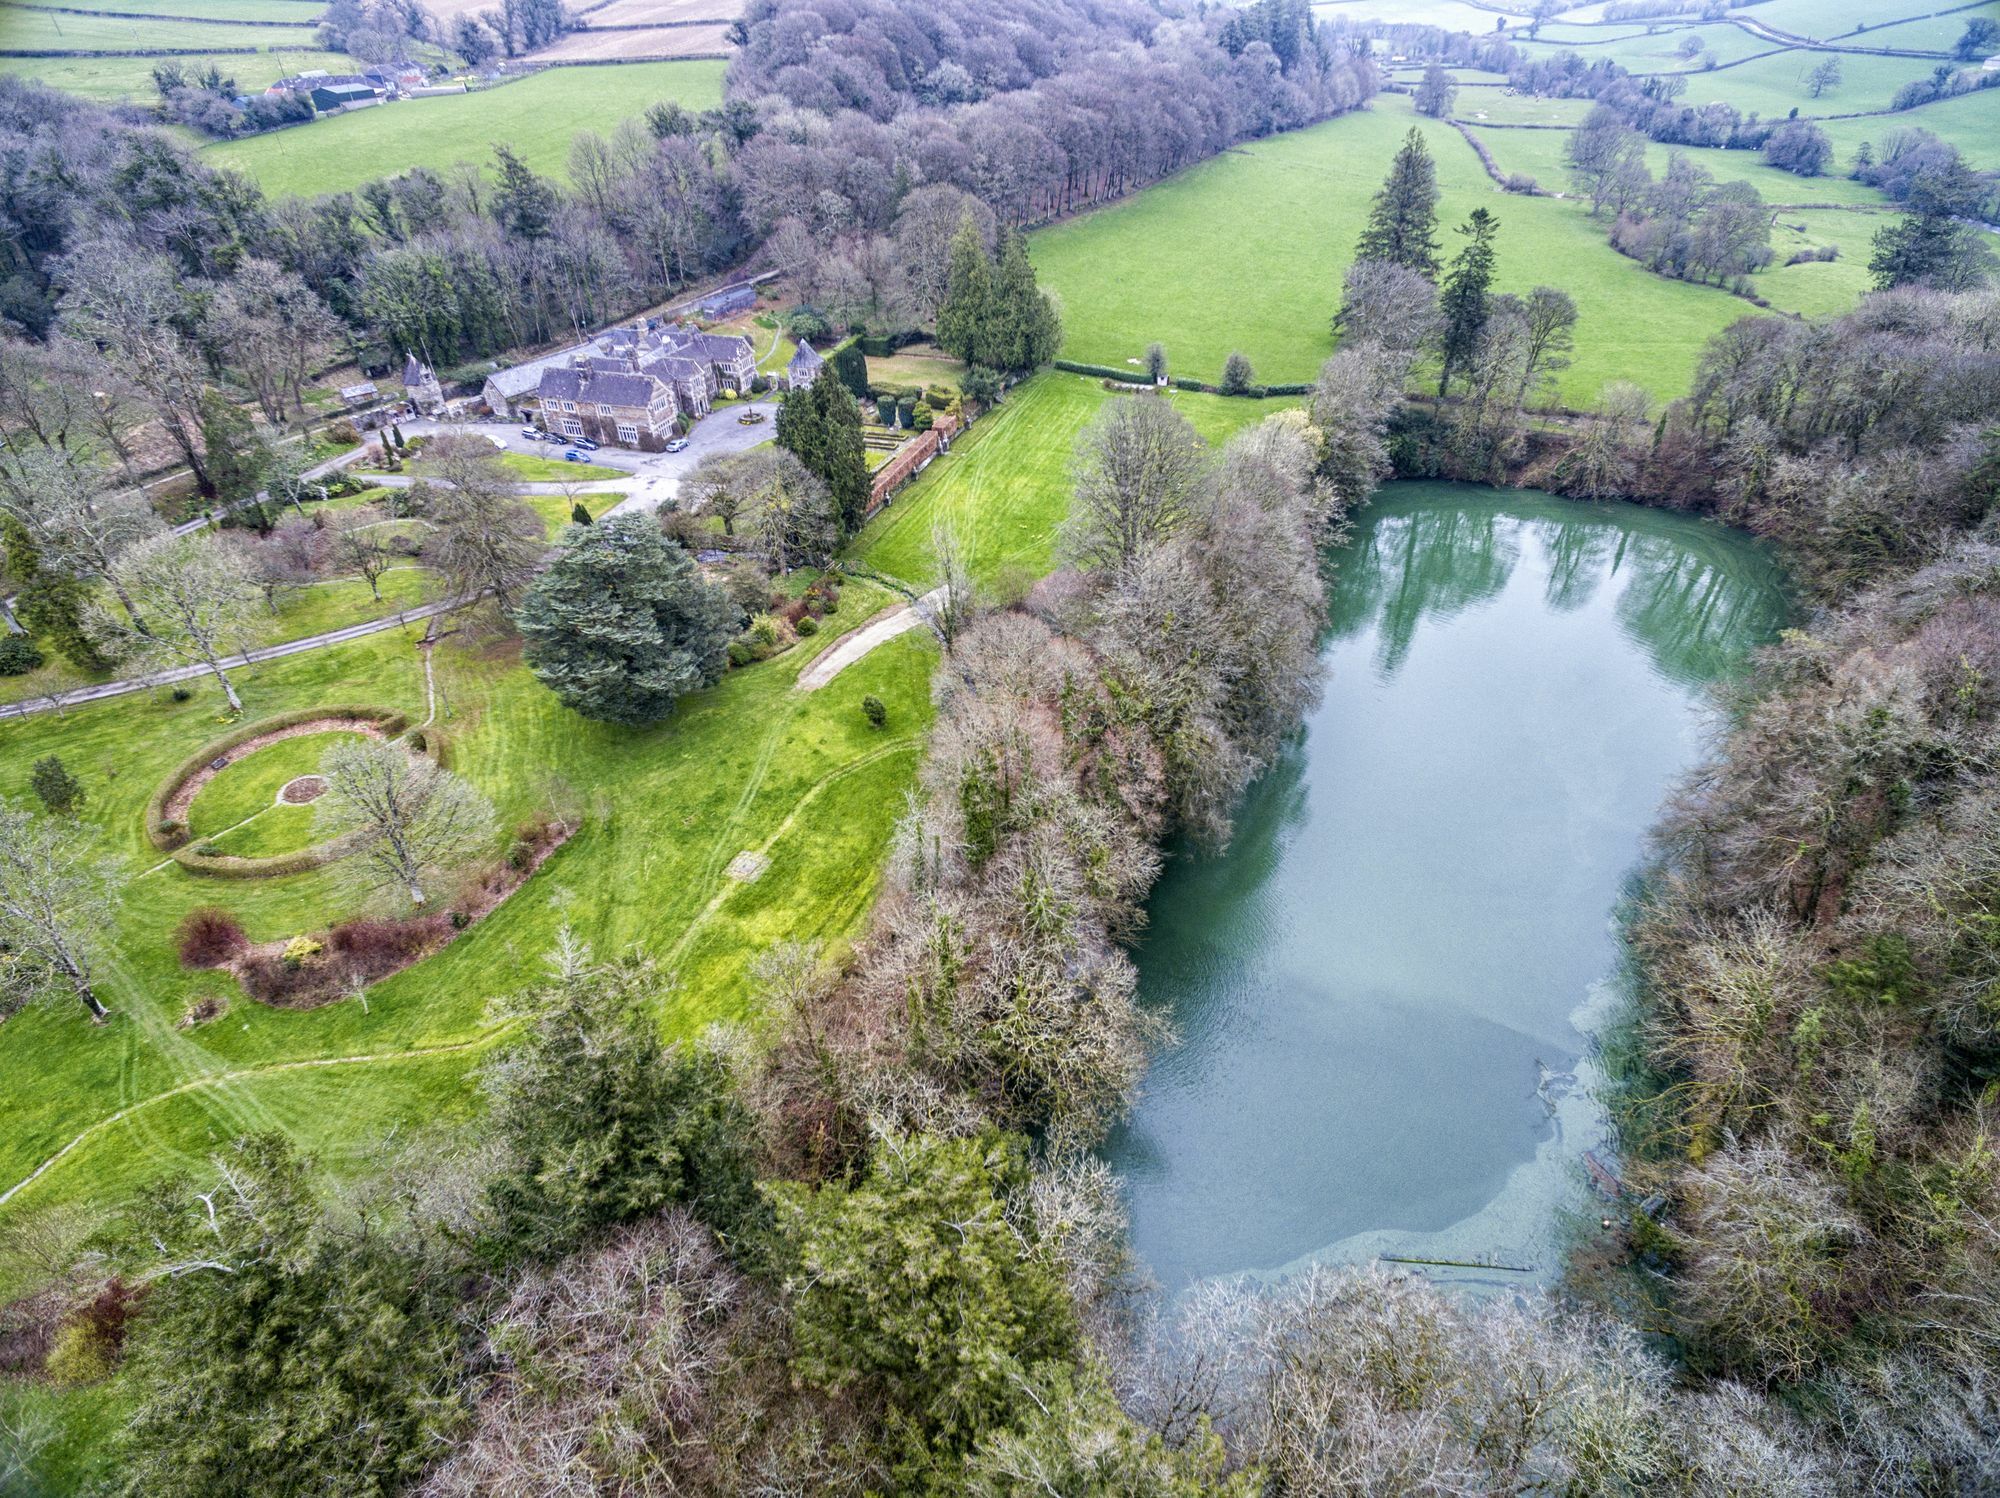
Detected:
left=145, top=706, right=436, bottom=878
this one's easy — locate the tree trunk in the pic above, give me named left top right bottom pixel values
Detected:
left=78, top=982, right=108, bottom=1023
left=208, top=655, right=244, bottom=714
left=107, top=574, right=153, bottom=637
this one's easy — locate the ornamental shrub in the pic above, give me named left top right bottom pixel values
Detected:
left=862, top=693, right=887, bottom=728
left=0, top=634, right=42, bottom=675
left=796, top=615, right=819, bottom=636
left=30, top=755, right=82, bottom=815
left=177, top=907, right=247, bottom=969
left=281, top=936, right=323, bottom=970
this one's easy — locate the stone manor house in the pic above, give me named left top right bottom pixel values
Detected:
left=480, top=319, right=759, bottom=451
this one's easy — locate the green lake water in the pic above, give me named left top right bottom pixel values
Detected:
left=1102, top=483, right=1790, bottom=1291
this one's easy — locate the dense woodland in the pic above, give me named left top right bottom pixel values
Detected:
left=3, top=0, right=2000, bottom=1489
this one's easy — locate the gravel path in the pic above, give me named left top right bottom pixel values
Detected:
left=796, top=588, right=945, bottom=691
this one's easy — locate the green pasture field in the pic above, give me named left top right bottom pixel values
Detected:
left=852, top=372, right=1298, bottom=590
left=1819, top=90, right=2000, bottom=173
left=865, top=344, right=968, bottom=393
left=1451, top=91, right=1593, bottom=127
left=0, top=573, right=934, bottom=1259
left=1848, top=6, right=1999, bottom=51
left=1310, top=0, right=1527, bottom=29
left=1029, top=96, right=1856, bottom=405
left=0, top=45, right=350, bottom=100
left=1469, top=120, right=1892, bottom=205
left=1756, top=207, right=1893, bottom=318
left=8, top=0, right=323, bottom=17
left=1740, top=0, right=1952, bottom=38
left=1680, top=47, right=1935, bottom=117
left=206, top=58, right=727, bottom=197
left=1517, top=22, right=1776, bottom=71
left=185, top=728, right=367, bottom=838
left=0, top=7, right=318, bottom=52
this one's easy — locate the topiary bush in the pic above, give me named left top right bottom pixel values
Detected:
left=862, top=693, right=887, bottom=729
left=797, top=615, right=819, bottom=636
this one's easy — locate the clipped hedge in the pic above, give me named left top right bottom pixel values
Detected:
left=1054, top=359, right=1151, bottom=385
left=146, top=712, right=412, bottom=860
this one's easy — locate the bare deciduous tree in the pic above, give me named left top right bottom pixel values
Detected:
left=315, top=738, right=495, bottom=908
left=0, top=799, right=115, bottom=1023
left=0, top=446, right=161, bottom=632
left=91, top=532, right=258, bottom=711
left=1060, top=397, right=1210, bottom=572
left=331, top=513, right=396, bottom=601
left=417, top=435, right=544, bottom=614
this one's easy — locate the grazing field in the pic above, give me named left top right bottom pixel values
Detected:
left=587, top=0, right=736, bottom=23
left=1819, top=89, right=2000, bottom=173
left=1516, top=21, right=1777, bottom=71
left=0, top=39, right=350, bottom=99
left=1850, top=6, right=2000, bottom=52
left=1030, top=96, right=1846, bottom=405
left=852, top=372, right=1298, bottom=589
left=1674, top=47, right=1936, bottom=118
left=205, top=58, right=727, bottom=196
left=1310, top=0, right=1526, bottom=28
left=0, top=8, right=319, bottom=52
left=1469, top=124, right=1889, bottom=207
left=0, top=580, right=934, bottom=1248
left=8, top=0, right=323, bottom=17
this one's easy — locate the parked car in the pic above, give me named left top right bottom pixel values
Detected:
left=564, top=449, right=588, bottom=463
left=572, top=437, right=599, bottom=450
left=664, top=437, right=689, bottom=453
left=519, top=428, right=539, bottom=440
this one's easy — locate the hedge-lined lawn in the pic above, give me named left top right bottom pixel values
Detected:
left=525, top=490, right=624, bottom=536
left=1451, top=92, right=1593, bottom=128
left=0, top=45, right=352, bottom=101
left=865, top=344, right=969, bottom=393
left=1757, top=207, right=1893, bottom=318
left=1820, top=90, right=2000, bottom=173
left=211, top=801, right=317, bottom=856
left=0, top=581, right=934, bottom=1277
left=186, top=729, right=366, bottom=838
left=1031, top=97, right=1820, bottom=404
left=206, top=59, right=728, bottom=198
left=850, top=372, right=1298, bottom=589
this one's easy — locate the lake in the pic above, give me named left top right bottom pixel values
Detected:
left=1102, top=483, right=1790, bottom=1292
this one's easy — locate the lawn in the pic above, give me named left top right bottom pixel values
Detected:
left=498, top=450, right=625, bottom=482
left=865, top=344, right=969, bottom=393
left=205, top=59, right=728, bottom=198
left=0, top=575, right=936, bottom=1274
left=850, top=371, right=1299, bottom=590
left=185, top=729, right=368, bottom=839
left=1030, top=96, right=1842, bottom=405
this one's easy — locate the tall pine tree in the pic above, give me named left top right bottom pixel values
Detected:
left=1438, top=207, right=1500, bottom=396
left=1355, top=129, right=1442, bottom=279
left=936, top=212, right=993, bottom=367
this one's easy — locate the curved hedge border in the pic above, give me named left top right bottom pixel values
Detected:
left=146, top=706, right=433, bottom=879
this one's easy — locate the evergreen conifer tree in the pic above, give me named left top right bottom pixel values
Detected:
left=1356, top=129, right=1443, bottom=279
left=517, top=515, right=737, bottom=725
left=936, top=213, right=993, bottom=366
left=1438, top=207, right=1500, bottom=395
left=987, top=227, right=1061, bottom=374
left=810, top=366, right=871, bottom=533
left=199, top=392, right=265, bottom=512
left=1, top=512, right=109, bottom=671
left=30, top=755, right=83, bottom=816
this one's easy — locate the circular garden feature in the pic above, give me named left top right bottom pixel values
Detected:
left=146, top=707, right=437, bottom=877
